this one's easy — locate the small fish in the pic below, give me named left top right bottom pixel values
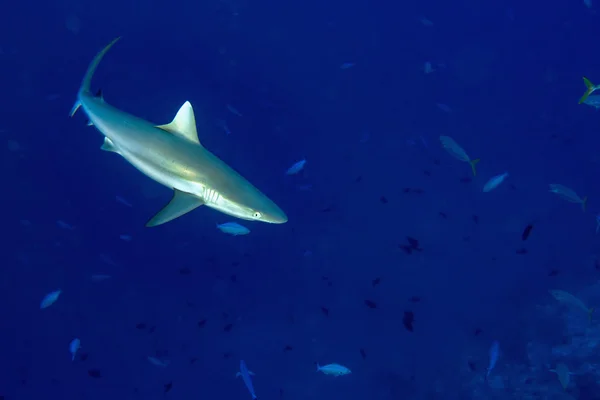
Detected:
left=550, top=289, right=594, bottom=320
left=483, top=172, right=509, bottom=192
left=227, top=104, right=243, bottom=117
left=119, top=234, right=132, bottom=241
left=340, top=62, right=355, bottom=69
left=521, top=224, right=533, bottom=241
left=419, top=17, right=434, bottom=26
left=147, top=356, right=170, bottom=367
left=436, top=103, right=452, bottom=113
left=236, top=360, right=257, bottom=399
left=217, top=222, right=250, bottom=236
left=549, top=184, right=587, bottom=211
left=579, top=77, right=600, bottom=104
left=423, top=62, right=435, bottom=74
left=69, top=338, right=81, bottom=361
left=439, top=136, right=480, bottom=176
left=216, top=119, right=231, bottom=135
left=286, top=159, right=306, bottom=175
left=316, top=363, right=351, bottom=376
left=115, top=195, right=132, bottom=207
left=56, top=220, right=75, bottom=230
left=40, top=290, right=61, bottom=309
left=486, top=341, right=500, bottom=378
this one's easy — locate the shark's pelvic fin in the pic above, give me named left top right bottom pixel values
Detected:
left=156, top=101, right=201, bottom=145
left=101, top=137, right=118, bottom=153
left=146, top=189, right=204, bottom=227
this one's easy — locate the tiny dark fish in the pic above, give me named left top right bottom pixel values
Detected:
left=321, top=306, right=329, bottom=316
left=380, top=196, right=388, bottom=204
left=135, top=323, right=146, bottom=330
left=360, top=348, right=367, bottom=359
left=190, top=357, right=198, bottom=364
left=438, top=212, right=448, bottom=219
left=223, top=352, right=232, bottom=359
left=230, top=274, right=237, bottom=282
left=79, top=353, right=89, bottom=361
left=280, top=388, right=285, bottom=400
left=472, top=215, right=479, bottom=224
left=595, top=257, right=600, bottom=271
left=164, top=382, right=173, bottom=393
left=423, top=170, right=431, bottom=176
left=468, top=361, right=476, bottom=371
left=179, top=267, right=191, bottom=275
left=403, top=311, right=415, bottom=332
left=283, top=345, right=293, bottom=352
left=372, top=277, right=381, bottom=287
left=460, top=177, right=472, bottom=183
left=399, top=245, right=413, bottom=255
left=87, top=369, right=102, bottom=378
left=198, top=319, right=207, bottom=328
left=433, top=158, right=441, bottom=165
left=474, top=328, right=483, bottom=336
left=364, top=300, right=377, bottom=309
left=355, top=176, right=362, bottom=183
left=548, top=269, right=559, bottom=277
left=407, top=237, right=418, bottom=248
left=409, top=296, right=421, bottom=303
left=515, top=248, right=528, bottom=255
left=223, top=323, right=233, bottom=332
left=521, top=224, right=533, bottom=241
left=148, top=326, right=156, bottom=333
left=321, top=206, right=334, bottom=213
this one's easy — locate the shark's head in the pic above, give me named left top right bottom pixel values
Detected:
left=205, top=178, right=288, bottom=224
left=221, top=194, right=288, bottom=224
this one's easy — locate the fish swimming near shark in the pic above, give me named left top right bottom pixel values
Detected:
left=70, top=38, right=287, bottom=227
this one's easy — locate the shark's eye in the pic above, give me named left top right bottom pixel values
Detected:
left=253, top=211, right=262, bottom=219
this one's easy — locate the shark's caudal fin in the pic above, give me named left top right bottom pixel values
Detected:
left=469, top=158, right=481, bottom=176
left=579, top=77, right=597, bottom=105
left=70, top=37, right=121, bottom=117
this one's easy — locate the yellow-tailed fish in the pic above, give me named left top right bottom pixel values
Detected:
left=439, top=136, right=480, bottom=176
left=549, top=184, right=587, bottom=211
left=549, top=289, right=594, bottom=321
left=579, top=77, right=600, bottom=104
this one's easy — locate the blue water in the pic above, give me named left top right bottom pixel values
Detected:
left=4, top=0, right=600, bottom=398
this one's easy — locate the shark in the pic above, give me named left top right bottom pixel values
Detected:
left=70, top=38, right=287, bottom=227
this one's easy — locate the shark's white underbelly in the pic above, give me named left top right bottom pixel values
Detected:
left=109, top=139, right=225, bottom=210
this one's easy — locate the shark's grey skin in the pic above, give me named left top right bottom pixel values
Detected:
left=71, top=38, right=287, bottom=227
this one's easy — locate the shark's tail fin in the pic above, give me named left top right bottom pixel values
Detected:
left=469, top=158, right=481, bottom=176
left=579, top=77, right=596, bottom=105
left=70, top=37, right=121, bottom=117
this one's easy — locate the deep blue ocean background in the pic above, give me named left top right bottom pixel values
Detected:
left=4, top=0, right=600, bottom=399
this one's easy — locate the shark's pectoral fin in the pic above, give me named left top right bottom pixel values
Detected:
left=100, top=137, right=119, bottom=153
left=156, top=101, right=201, bottom=146
left=146, top=190, right=204, bottom=227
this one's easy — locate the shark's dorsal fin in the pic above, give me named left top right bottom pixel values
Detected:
left=146, top=189, right=204, bottom=227
left=156, top=101, right=201, bottom=145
